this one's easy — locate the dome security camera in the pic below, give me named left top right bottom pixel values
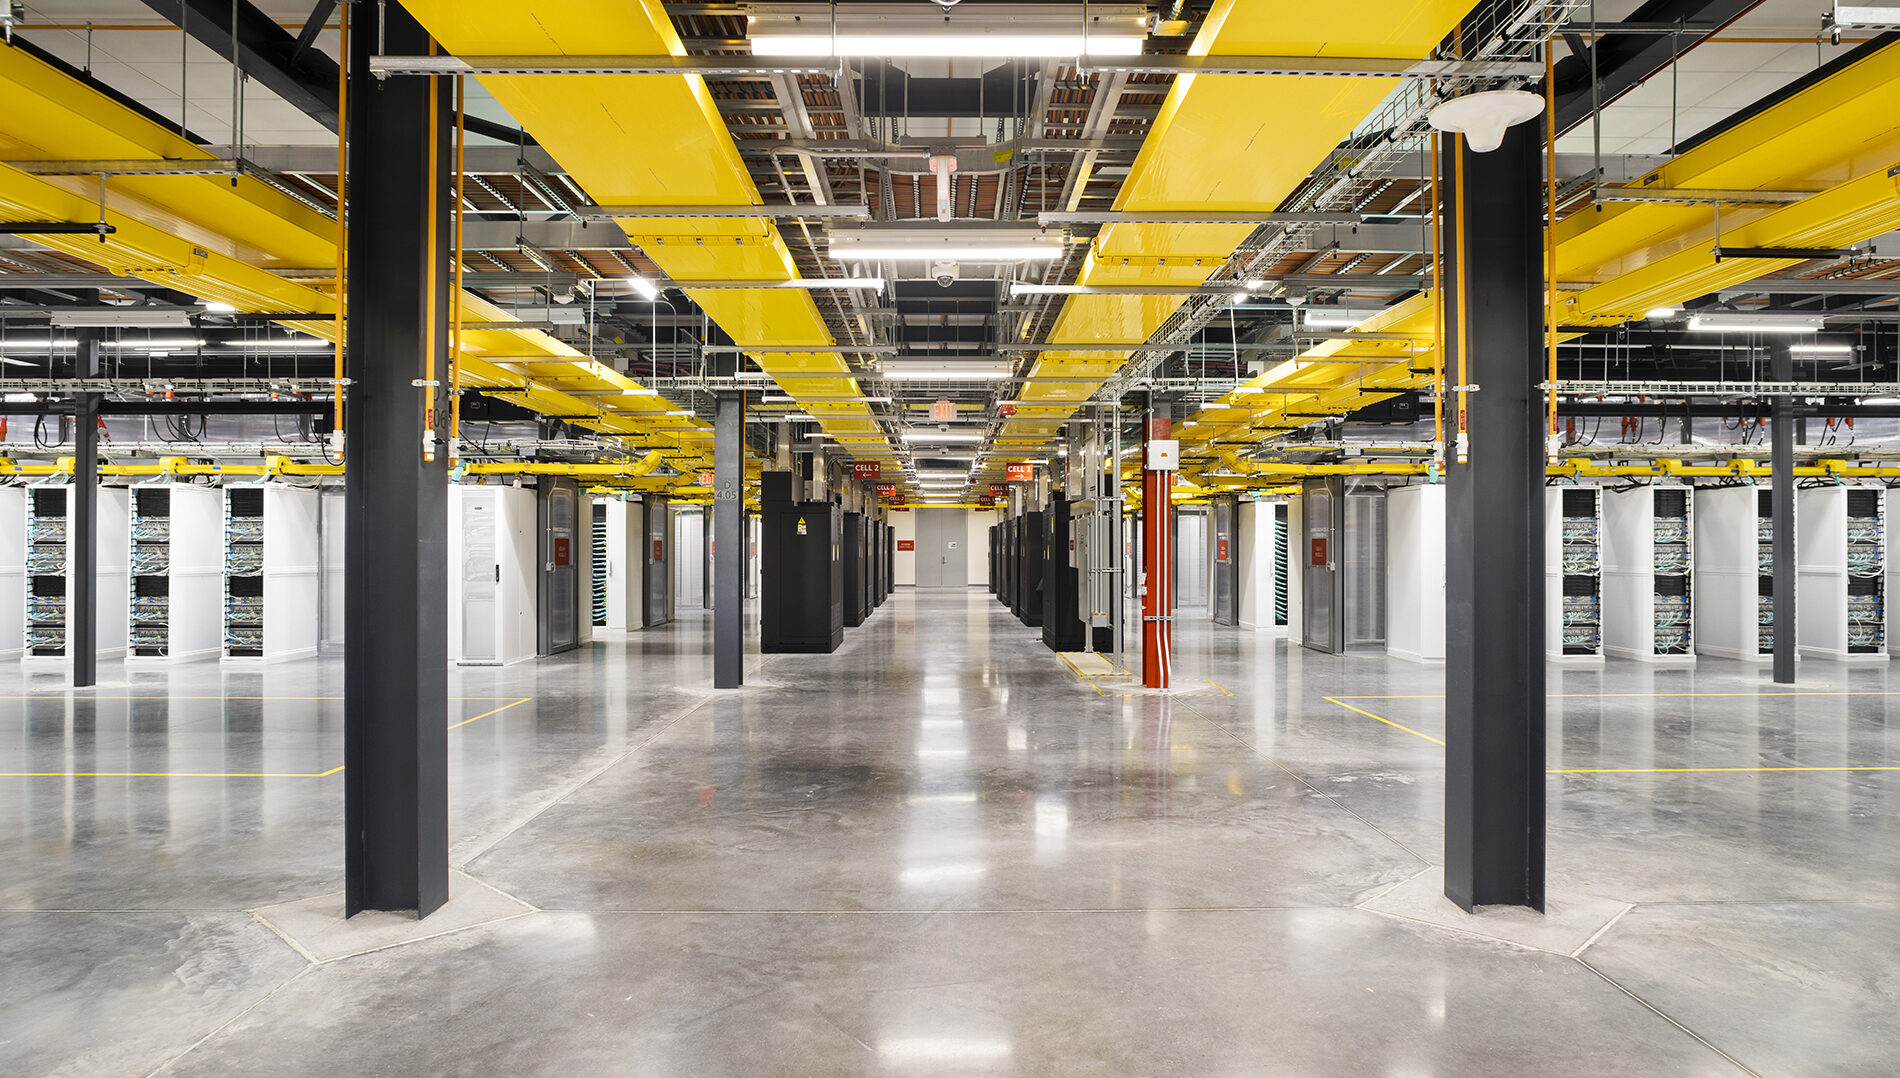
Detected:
left=931, top=259, right=960, bottom=288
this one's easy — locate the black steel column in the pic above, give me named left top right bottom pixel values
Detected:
left=1441, top=124, right=1546, bottom=912
left=343, top=1, right=451, bottom=918
left=1770, top=341, right=1796, bottom=684
left=71, top=331, right=103, bottom=688
left=713, top=390, right=745, bottom=688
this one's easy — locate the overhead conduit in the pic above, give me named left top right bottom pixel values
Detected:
left=1005, top=0, right=1473, bottom=444
left=402, top=0, right=889, bottom=452
left=1179, top=36, right=1900, bottom=471
left=0, top=41, right=712, bottom=471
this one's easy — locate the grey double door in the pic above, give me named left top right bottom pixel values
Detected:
left=914, top=509, right=967, bottom=587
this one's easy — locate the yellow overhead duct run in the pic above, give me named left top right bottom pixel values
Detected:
left=1182, top=37, right=1900, bottom=458
left=405, top=0, right=887, bottom=450
left=1007, top=0, right=1471, bottom=440
left=0, top=45, right=710, bottom=472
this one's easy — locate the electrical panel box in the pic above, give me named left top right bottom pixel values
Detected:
left=1145, top=440, right=1179, bottom=470
left=22, top=485, right=130, bottom=662
left=127, top=484, right=223, bottom=663
left=1602, top=486, right=1695, bottom=666
left=448, top=485, right=537, bottom=666
left=223, top=485, right=319, bottom=662
left=1796, top=486, right=1889, bottom=662
left=1546, top=487, right=1604, bottom=664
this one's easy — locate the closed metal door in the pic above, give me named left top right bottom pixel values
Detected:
left=1344, top=489, right=1387, bottom=648
left=1302, top=477, right=1344, bottom=653
left=916, top=509, right=966, bottom=587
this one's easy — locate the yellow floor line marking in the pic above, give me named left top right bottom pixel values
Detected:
left=449, top=697, right=533, bottom=730
left=1093, top=678, right=1234, bottom=698
left=2, top=701, right=533, bottom=778
left=1322, top=699, right=1898, bottom=774
left=1332, top=692, right=1900, bottom=700
left=1323, top=697, right=1446, bottom=746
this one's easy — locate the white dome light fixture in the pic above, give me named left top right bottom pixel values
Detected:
left=1427, top=89, right=1544, bottom=153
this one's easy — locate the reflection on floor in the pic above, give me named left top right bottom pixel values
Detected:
left=3, top=590, right=1895, bottom=1076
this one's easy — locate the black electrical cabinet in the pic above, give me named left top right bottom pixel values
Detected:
left=1014, top=511, right=1044, bottom=626
left=1042, top=495, right=1085, bottom=651
left=842, top=512, right=866, bottom=627
left=989, top=523, right=999, bottom=594
left=1001, top=517, right=1018, bottom=610
left=760, top=473, right=844, bottom=653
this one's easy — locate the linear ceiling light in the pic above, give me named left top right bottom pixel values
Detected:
left=1687, top=313, right=1823, bottom=333
left=831, top=228, right=1064, bottom=263
left=904, top=430, right=986, bottom=443
left=747, top=3, right=1151, bottom=58
left=624, top=275, right=660, bottom=301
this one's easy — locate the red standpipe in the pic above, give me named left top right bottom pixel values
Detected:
left=1141, top=415, right=1172, bottom=688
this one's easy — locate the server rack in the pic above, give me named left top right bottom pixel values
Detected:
left=842, top=511, right=867, bottom=628
left=591, top=501, right=609, bottom=627
left=1273, top=503, right=1290, bottom=628
left=1042, top=495, right=1084, bottom=651
left=23, top=485, right=130, bottom=661
left=222, top=485, right=319, bottom=661
left=1602, top=486, right=1695, bottom=665
left=128, top=485, right=223, bottom=662
left=1546, top=487, right=1604, bottom=663
left=759, top=474, right=843, bottom=653
left=988, top=523, right=999, bottom=594
left=1796, top=486, right=1889, bottom=662
left=448, top=485, right=537, bottom=666
left=1015, top=511, right=1044, bottom=627
left=0, top=488, right=23, bottom=660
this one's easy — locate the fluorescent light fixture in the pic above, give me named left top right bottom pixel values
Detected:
left=830, top=227, right=1064, bottom=263
left=619, top=387, right=660, bottom=396
left=0, top=337, right=207, bottom=350
left=883, top=362, right=1014, bottom=381
left=1789, top=344, right=1856, bottom=355
left=650, top=410, right=696, bottom=417
left=904, top=430, right=985, bottom=442
left=1301, top=313, right=1368, bottom=329
left=1834, top=5, right=1900, bottom=28
left=1645, top=307, right=1677, bottom=319
left=220, top=337, right=328, bottom=348
left=748, top=3, right=1150, bottom=58
left=203, top=301, right=238, bottom=314
left=624, top=275, right=660, bottom=301
left=1687, top=313, right=1823, bottom=333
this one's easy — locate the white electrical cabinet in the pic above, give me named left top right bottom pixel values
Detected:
left=448, top=485, right=536, bottom=665
left=23, top=485, right=129, bottom=662
left=1546, top=487, right=1605, bottom=665
left=1796, top=486, right=1889, bottom=662
left=127, top=485, right=223, bottom=663
left=1385, top=485, right=1446, bottom=663
left=594, top=497, right=644, bottom=631
left=320, top=490, right=346, bottom=651
left=1693, top=487, right=1782, bottom=663
left=223, top=485, right=319, bottom=661
left=1602, top=486, right=1695, bottom=666
left=0, top=488, right=23, bottom=660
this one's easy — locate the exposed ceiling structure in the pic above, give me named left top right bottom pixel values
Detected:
left=1, top=0, right=1898, bottom=501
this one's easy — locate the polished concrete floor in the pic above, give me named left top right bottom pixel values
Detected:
left=3, top=589, right=1896, bottom=1076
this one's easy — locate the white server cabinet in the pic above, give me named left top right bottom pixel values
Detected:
left=127, top=485, right=223, bottom=663
left=1693, top=487, right=1783, bottom=663
left=1602, top=486, right=1696, bottom=666
left=1796, top=486, right=1889, bottom=663
left=320, top=490, right=345, bottom=650
left=448, top=485, right=536, bottom=665
left=1546, top=487, right=1605, bottom=665
left=1385, top=485, right=1446, bottom=663
left=1890, top=488, right=1900, bottom=657
left=0, top=488, right=23, bottom=660
left=223, top=485, right=319, bottom=661
left=23, top=485, right=129, bottom=662
left=596, top=497, right=644, bottom=630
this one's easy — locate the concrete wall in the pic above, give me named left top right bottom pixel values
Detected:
left=890, top=508, right=1000, bottom=587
